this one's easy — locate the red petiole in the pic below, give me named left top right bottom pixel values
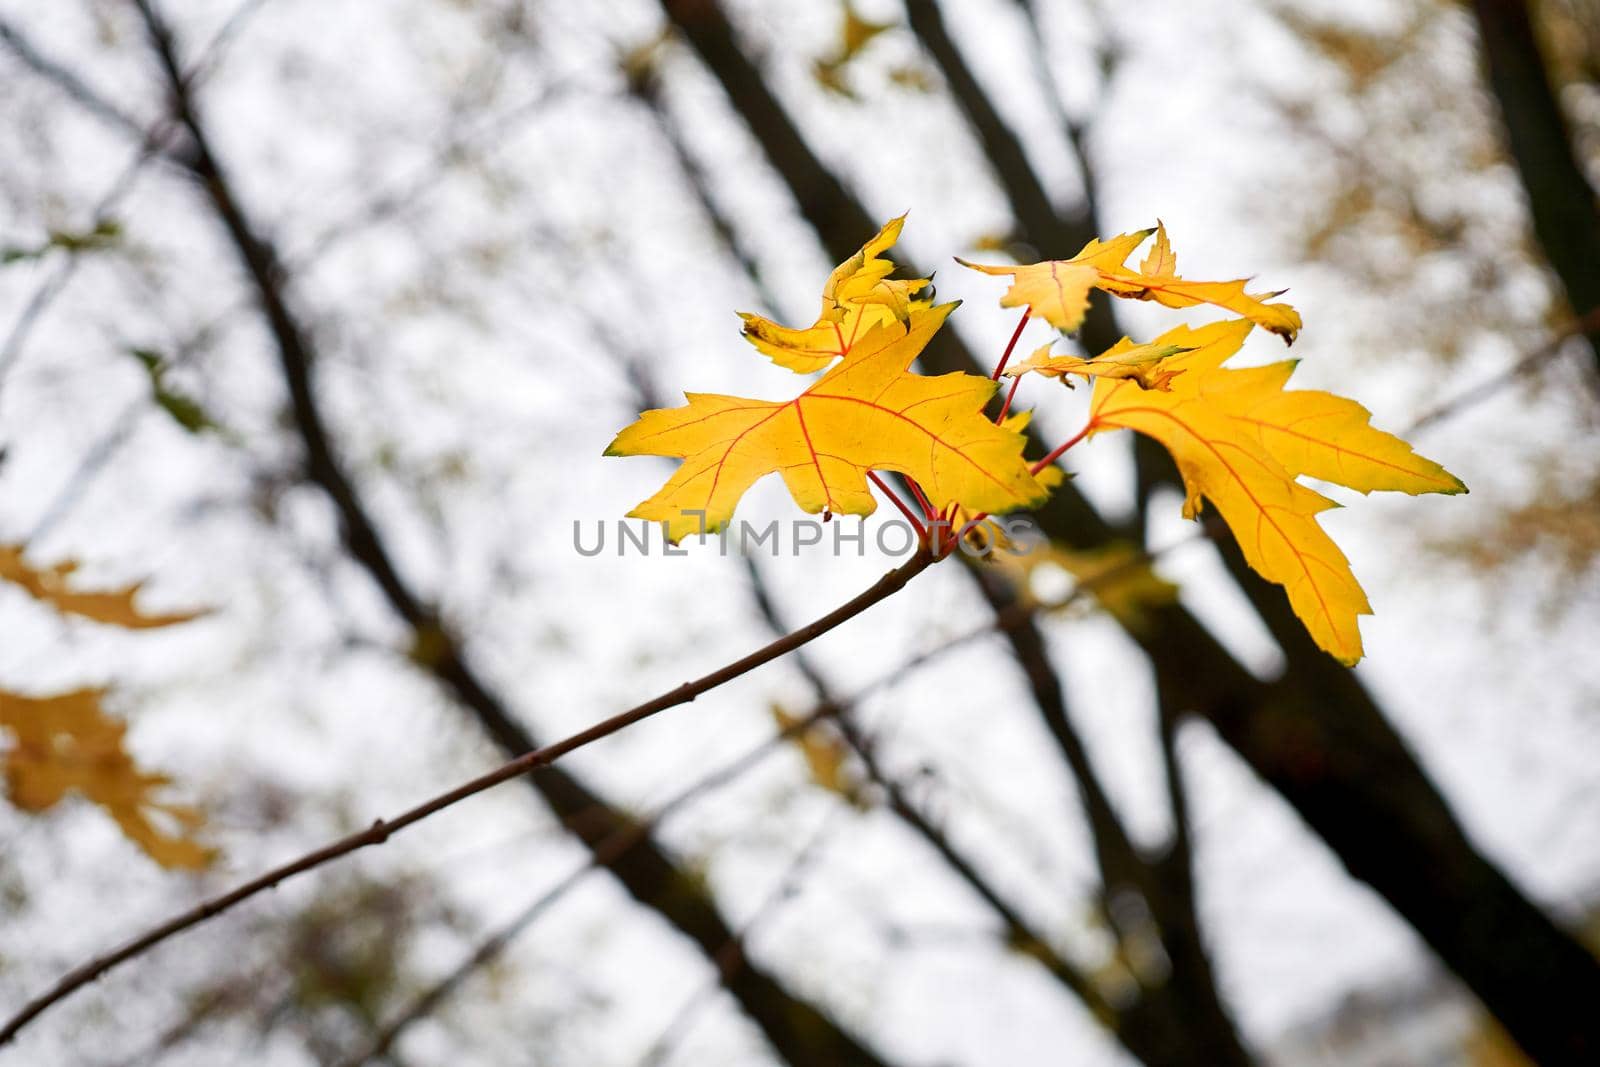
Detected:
left=1031, top=422, right=1093, bottom=474
left=868, top=471, right=928, bottom=542
left=991, top=310, right=1031, bottom=380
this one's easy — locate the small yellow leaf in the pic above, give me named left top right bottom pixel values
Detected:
left=957, top=256, right=1099, bottom=335
left=0, top=688, right=213, bottom=869
left=960, top=223, right=1302, bottom=343
left=1139, top=219, right=1178, bottom=278
left=740, top=214, right=930, bottom=373
left=771, top=704, right=858, bottom=803
left=1005, top=340, right=1193, bottom=392
left=610, top=303, right=1050, bottom=542
left=839, top=4, right=892, bottom=55
left=0, top=544, right=203, bottom=629
left=812, top=2, right=895, bottom=97
left=993, top=538, right=1176, bottom=630
left=1049, top=543, right=1179, bottom=632
left=1084, top=321, right=1464, bottom=663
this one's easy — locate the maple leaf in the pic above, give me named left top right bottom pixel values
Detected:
left=959, top=221, right=1303, bottom=343
left=1004, top=340, right=1195, bottom=392
left=0, top=687, right=213, bottom=869
left=608, top=303, right=1050, bottom=543
left=739, top=214, right=930, bottom=374
left=0, top=543, right=203, bottom=629
left=1082, top=320, right=1464, bottom=663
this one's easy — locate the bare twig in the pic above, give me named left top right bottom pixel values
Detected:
left=0, top=550, right=933, bottom=1046
left=632, top=809, right=843, bottom=1067
left=0, top=18, right=146, bottom=137
left=0, top=3, right=268, bottom=397
left=335, top=695, right=854, bottom=1067
left=1404, top=307, right=1600, bottom=435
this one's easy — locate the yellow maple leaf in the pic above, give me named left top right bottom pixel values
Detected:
left=1083, top=321, right=1464, bottom=663
left=959, top=221, right=1303, bottom=343
left=1004, top=340, right=1194, bottom=392
left=740, top=214, right=930, bottom=374
left=0, top=687, right=213, bottom=869
left=0, top=543, right=202, bottom=629
left=608, top=303, right=1050, bottom=543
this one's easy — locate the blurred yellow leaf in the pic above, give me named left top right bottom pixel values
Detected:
left=1052, top=544, right=1178, bottom=632
left=771, top=704, right=859, bottom=803
left=886, top=64, right=937, bottom=93
left=993, top=533, right=1177, bottom=631
left=0, top=688, right=213, bottom=869
left=0, top=543, right=203, bottom=629
left=812, top=2, right=894, bottom=99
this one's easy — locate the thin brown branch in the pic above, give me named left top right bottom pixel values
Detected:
left=969, top=565, right=1146, bottom=897
left=1404, top=306, right=1600, bottom=435
left=0, top=551, right=933, bottom=1047
left=740, top=556, right=1113, bottom=1019
left=632, top=809, right=844, bottom=1067
left=335, top=693, right=852, bottom=1067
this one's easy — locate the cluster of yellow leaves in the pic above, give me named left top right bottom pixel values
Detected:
left=963, top=224, right=1464, bottom=662
left=609, top=220, right=1051, bottom=543
left=613, top=214, right=1464, bottom=664
left=0, top=689, right=212, bottom=869
left=959, top=222, right=1303, bottom=343
left=1, top=543, right=210, bottom=867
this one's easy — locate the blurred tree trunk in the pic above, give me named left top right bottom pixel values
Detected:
left=656, top=2, right=1600, bottom=1062
left=1470, top=0, right=1600, bottom=371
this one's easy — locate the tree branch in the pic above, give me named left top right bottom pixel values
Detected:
left=1469, top=0, right=1600, bottom=379
left=0, top=549, right=933, bottom=1047
left=336, top=694, right=850, bottom=1067
left=740, top=557, right=1114, bottom=1020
